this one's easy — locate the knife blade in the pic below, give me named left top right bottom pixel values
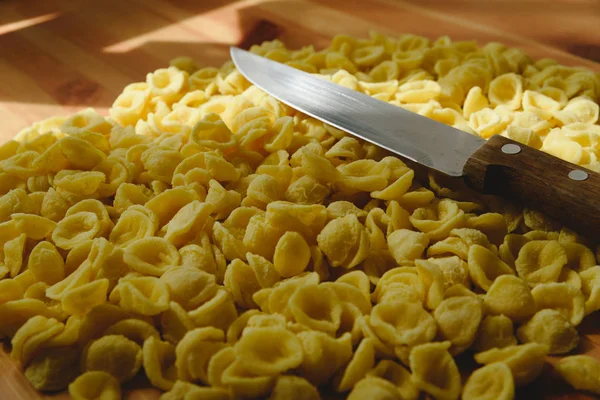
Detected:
left=230, top=47, right=600, bottom=238
left=231, top=47, right=484, bottom=178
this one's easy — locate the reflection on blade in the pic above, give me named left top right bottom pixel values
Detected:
left=231, top=47, right=485, bottom=177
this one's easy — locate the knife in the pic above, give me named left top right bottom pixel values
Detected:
left=230, top=47, right=600, bottom=239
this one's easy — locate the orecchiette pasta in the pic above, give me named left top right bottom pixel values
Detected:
left=82, top=334, right=143, bottom=383
left=462, top=363, right=514, bottom=400
left=516, top=309, right=579, bottom=354
left=2, top=31, right=600, bottom=400
left=555, top=355, right=600, bottom=395
left=68, top=371, right=121, bottom=400
left=409, top=341, right=461, bottom=400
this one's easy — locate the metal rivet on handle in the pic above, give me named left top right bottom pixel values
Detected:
left=568, top=169, right=589, bottom=181
left=501, top=143, right=521, bottom=155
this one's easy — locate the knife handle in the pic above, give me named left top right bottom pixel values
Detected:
left=463, top=134, right=600, bottom=239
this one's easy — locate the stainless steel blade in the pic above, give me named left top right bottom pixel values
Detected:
left=230, top=47, right=486, bottom=177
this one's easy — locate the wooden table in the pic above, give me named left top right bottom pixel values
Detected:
left=0, top=0, right=599, bottom=399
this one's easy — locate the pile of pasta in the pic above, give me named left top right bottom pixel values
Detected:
left=1, top=32, right=600, bottom=400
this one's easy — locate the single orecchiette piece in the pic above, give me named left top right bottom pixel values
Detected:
left=82, top=334, right=143, bottom=383
left=234, top=327, right=303, bottom=376
left=473, top=315, right=517, bottom=352
left=433, top=296, right=483, bottom=355
left=555, top=355, right=600, bottom=395
left=175, top=327, right=227, bottom=384
left=68, top=371, right=121, bottom=400
left=516, top=309, right=579, bottom=354
left=468, top=244, right=515, bottom=291
left=483, top=275, right=537, bottom=322
left=515, top=240, right=567, bottom=286
left=462, top=362, right=515, bottom=400
left=370, top=300, right=437, bottom=347
left=409, top=341, right=462, bottom=400
left=317, top=214, right=370, bottom=269
left=288, top=283, right=342, bottom=334
left=531, top=282, right=585, bottom=326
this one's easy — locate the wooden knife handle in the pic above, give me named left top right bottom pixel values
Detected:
left=463, top=135, right=600, bottom=239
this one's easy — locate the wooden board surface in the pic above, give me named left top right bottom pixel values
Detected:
left=1, top=0, right=600, bottom=399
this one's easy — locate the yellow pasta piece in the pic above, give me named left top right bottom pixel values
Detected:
left=224, top=258, right=261, bottom=309
left=109, top=205, right=157, bottom=247
left=317, top=214, right=369, bottom=269
left=187, top=287, right=238, bottom=332
left=498, top=234, right=530, bottom=268
left=0, top=278, right=23, bottom=304
left=11, top=213, right=56, bottom=240
left=427, top=256, right=470, bottom=289
left=531, top=282, right=585, bottom=326
left=160, top=301, right=196, bottom=344
left=516, top=309, right=578, bottom=354
left=515, top=240, right=567, bottom=286
left=555, top=97, right=599, bottom=125
left=266, top=201, right=327, bottom=240
left=483, top=275, right=537, bottom=321
left=11, top=315, right=64, bottom=366
left=563, top=242, right=596, bottom=272
left=409, top=199, right=465, bottom=241
left=64, top=200, right=113, bottom=238
left=580, top=265, right=600, bottom=315
left=68, top=371, right=121, bottom=400
left=288, top=283, right=342, bottom=334
left=370, top=300, right=437, bottom=347
left=387, top=229, right=429, bottom=265
left=145, top=187, right=200, bottom=227
left=468, top=244, right=515, bottom=291
left=160, top=265, right=217, bottom=311
left=82, top=334, right=142, bottom=383
left=473, top=315, right=517, bottom=351
left=52, top=212, right=101, bottom=250
left=109, top=276, right=170, bottom=316
left=555, top=355, right=600, bottom=395
left=463, top=86, right=489, bottom=119
left=433, top=296, right=483, bottom=354
left=488, top=73, right=523, bottom=110
left=27, top=241, right=65, bottom=285
left=474, top=343, right=548, bottom=386
left=416, top=259, right=445, bottom=310
left=409, top=341, right=461, bottom=400
left=235, top=327, right=303, bottom=376
left=5, top=233, right=26, bottom=277
left=62, top=278, right=109, bottom=316
left=273, top=231, right=311, bottom=277
left=123, top=237, right=180, bottom=276
left=462, top=363, right=514, bottom=400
